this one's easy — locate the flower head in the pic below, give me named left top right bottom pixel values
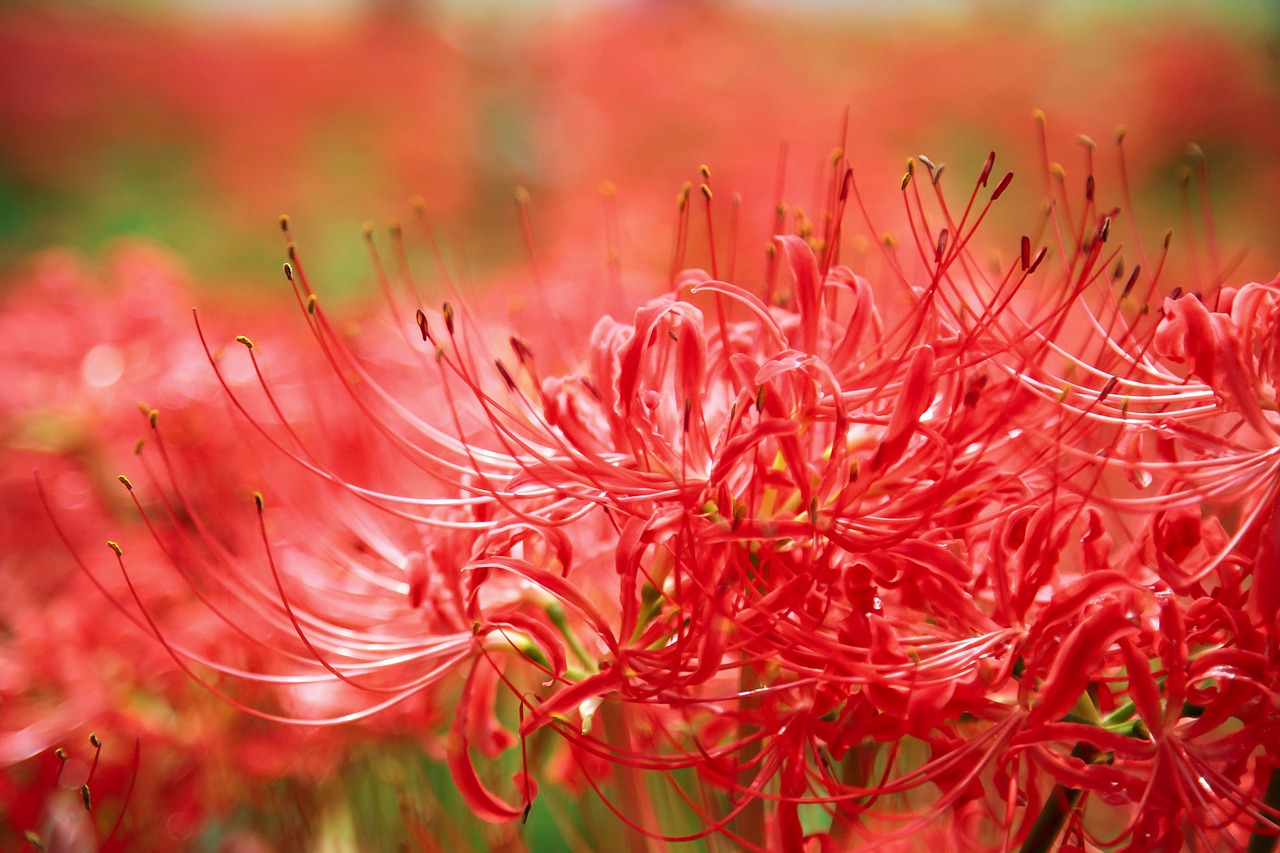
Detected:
left=72, top=122, right=1280, bottom=851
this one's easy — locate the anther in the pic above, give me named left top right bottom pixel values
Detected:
left=1027, top=247, right=1047, bottom=273
left=306, top=294, right=318, bottom=313
left=510, top=336, right=534, bottom=364
left=496, top=359, right=517, bottom=392
left=935, top=229, right=949, bottom=264
left=283, top=263, right=293, bottom=281
left=278, top=214, right=290, bottom=232
left=415, top=309, right=431, bottom=342
left=235, top=335, right=254, bottom=349
left=443, top=302, right=455, bottom=335
left=991, top=171, right=1014, bottom=200
left=1121, top=266, right=1141, bottom=299
left=1098, top=376, right=1119, bottom=402
left=80, top=784, right=91, bottom=812
left=1021, top=235, right=1032, bottom=272
left=700, top=183, right=713, bottom=202
left=755, top=385, right=766, bottom=412
left=963, top=373, right=988, bottom=408
left=361, top=221, right=374, bottom=241
left=979, top=151, right=996, bottom=187
left=89, top=732, right=101, bottom=748
left=700, top=164, right=711, bottom=181
left=1085, top=174, right=1096, bottom=202
left=931, top=163, right=946, bottom=185
left=1077, top=134, right=1096, bottom=151
left=107, top=541, right=122, bottom=556
left=148, top=409, right=158, bottom=429
left=117, top=475, right=133, bottom=491
left=253, top=491, right=265, bottom=512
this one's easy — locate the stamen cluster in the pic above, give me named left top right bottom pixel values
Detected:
left=94, top=128, right=1280, bottom=851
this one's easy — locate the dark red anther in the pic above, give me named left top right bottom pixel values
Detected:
left=979, top=151, right=996, bottom=187
left=991, top=171, right=1014, bottom=200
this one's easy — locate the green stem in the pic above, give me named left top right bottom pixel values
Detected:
left=829, top=742, right=877, bottom=847
left=546, top=602, right=596, bottom=673
left=599, top=700, right=658, bottom=853
left=1018, top=744, right=1095, bottom=853
left=732, top=665, right=766, bottom=848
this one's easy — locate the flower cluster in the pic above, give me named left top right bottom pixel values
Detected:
left=57, top=125, right=1280, bottom=851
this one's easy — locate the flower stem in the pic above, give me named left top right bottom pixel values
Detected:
left=732, top=665, right=766, bottom=847
left=1018, top=744, right=1096, bottom=853
left=600, top=699, right=657, bottom=853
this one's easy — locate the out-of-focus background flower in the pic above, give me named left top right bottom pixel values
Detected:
left=2, top=0, right=1279, bottom=850
left=3, top=0, right=1279, bottom=291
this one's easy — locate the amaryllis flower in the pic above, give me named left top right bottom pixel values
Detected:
left=74, top=122, right=1280, bottom=853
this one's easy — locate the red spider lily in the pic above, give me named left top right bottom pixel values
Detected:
left=55, top=121, right=1280, bottom=853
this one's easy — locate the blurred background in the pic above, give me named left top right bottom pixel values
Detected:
left=3, top=0, right=1279, bottom=296
left=2, top=1, right=1280, bottom=850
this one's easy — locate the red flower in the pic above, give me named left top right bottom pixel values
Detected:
left=58, top=127, right=1280, bottom=851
